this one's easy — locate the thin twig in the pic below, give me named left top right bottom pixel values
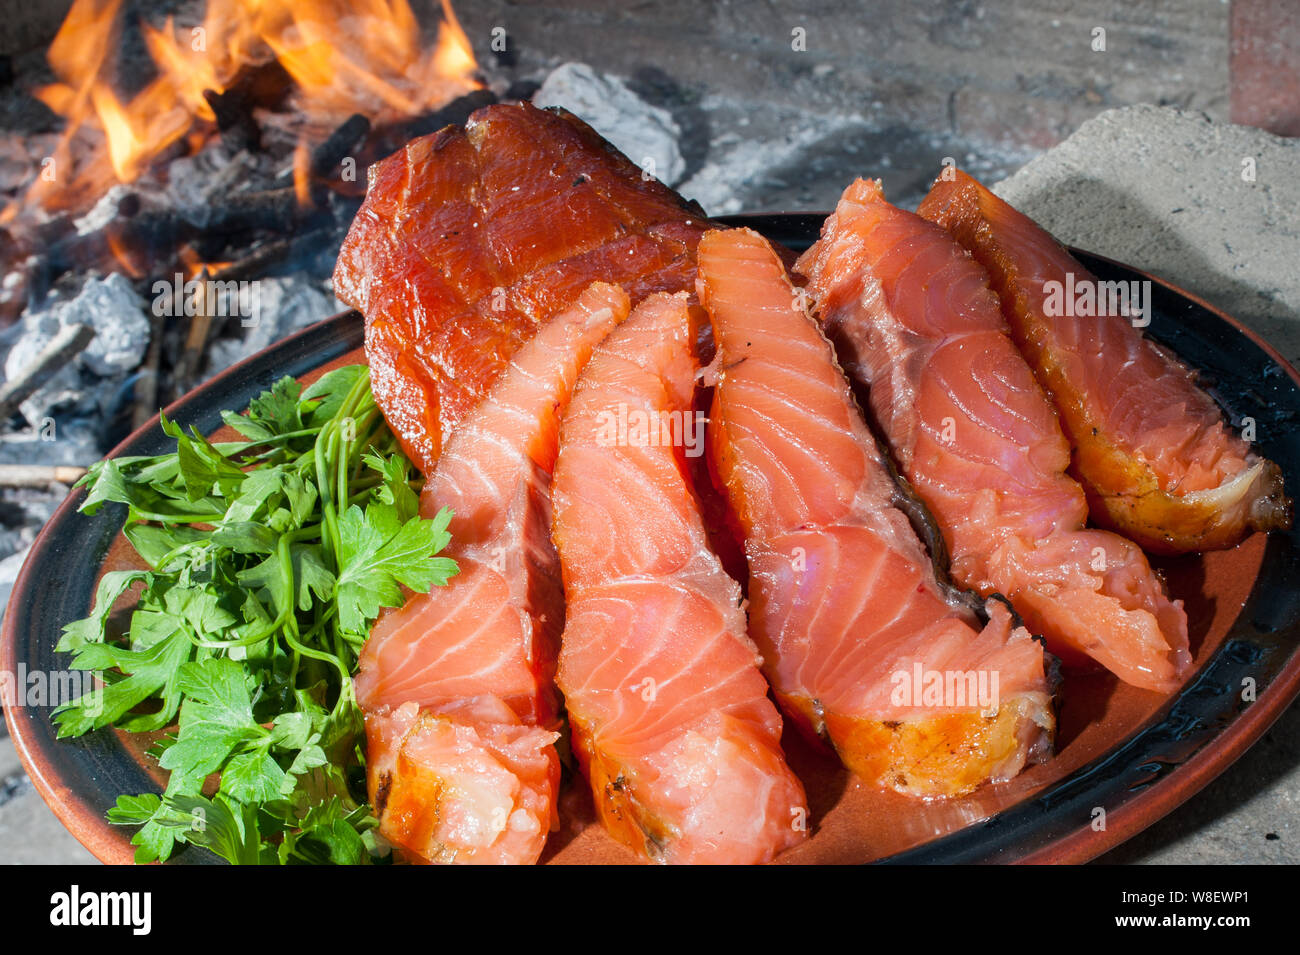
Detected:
left=0, top=464, right=88, bottom=487
left=0, top=323, right=96, bottom=423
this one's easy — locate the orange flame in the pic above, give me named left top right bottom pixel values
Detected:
left=292, top=137, right=313, bottom=207
left=21, top=0, right=481, bottom=215
left=105, top=228, right=144, bottom=278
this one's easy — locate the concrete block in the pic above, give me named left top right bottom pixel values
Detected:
left=992, top=104, right=1300, bottom=369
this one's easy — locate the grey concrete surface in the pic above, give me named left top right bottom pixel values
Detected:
left=456, top=0, right=1230, bottom=216
left=0, top=718, right=97, bottom=864
left=994, top=104, right=1300, bottom=369
left=458, top=0, right=1230, bottom=154
left=1096, top=702, right=1300, bottom=864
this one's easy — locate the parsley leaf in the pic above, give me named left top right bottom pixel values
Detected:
left=333, top=503, right=457, bottom=634
left=59, top=366, right=454, bottom=865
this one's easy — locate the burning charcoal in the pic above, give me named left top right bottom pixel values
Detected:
left=201, top=60, right=294, bottom=153
left=503, top=79, right=541, bottom=102
left=227, top=59, right=294, bottom=112
left=533, top=63, right=685, bottom=185
left=312, top=113, right=371, bottom=178
left=164, top=150, right=261, bottom=228
left=379, top=89, right=497, bottom=147
left=207, top=237, right=294, bottom=282
left=203, top=88, right=262, bottom=153
left=206, top=186, right=328, bottom=233
left=67, top=183, right=327, bottom=275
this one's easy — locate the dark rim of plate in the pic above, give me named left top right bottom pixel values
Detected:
left=3, top=213, right=1299, bottom=865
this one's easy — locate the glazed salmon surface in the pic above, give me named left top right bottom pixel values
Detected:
left=918, top=170, right=1290, bottom=554
left=552, top=291, right=808, bottom=863
left=334, top=102, right=712, bottom=475
left=356, top=282, right=629, bottom=864
left=698, top=228, right=1054, bottom=798
left=797, top=180, right=1191, bottom=693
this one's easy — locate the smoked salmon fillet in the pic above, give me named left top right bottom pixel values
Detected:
left=552, top=291, right=808, bottom=863
left=333, top=101, right=713, bottom=475
left=698, top=228, right=1054, bottom=797
left=356, top=282, right=630, bottom=864
left=917, top=169, right=1291, bottom=554
left=797, top=180, right=1191, bottom=693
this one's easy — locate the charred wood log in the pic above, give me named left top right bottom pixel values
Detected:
left=0, top=322, right=95, bottom=423
left=374, top=89, right=496, bottom=154
left=202, top=60, right=294, bottom=152
left=311, top=113, right=371, bottom=178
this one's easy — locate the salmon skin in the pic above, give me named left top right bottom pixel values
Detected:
left=917, top=170, right=1291, bottom=554
left=356, top=283, right=629, bottom=864
left=797, top=180, right=1192, bottom=693
left=698, top=228, right=1054, bottom=798
left=334, top=101, right=713, bottom=475
left=552, top=291, right=808, bottom=863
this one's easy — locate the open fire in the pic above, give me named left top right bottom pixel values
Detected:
left=0, top=0, right=497, bottom=471
left=8, top=0, right=479, bottom=222
left=0, top=0, right=508, bottom=549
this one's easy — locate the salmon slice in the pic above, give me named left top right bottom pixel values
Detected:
left=334, top=101, right=713, bottom=474
left=552, top=291, right=808, bottom=863
left=796, top=179, right=1191, bottom=692
left=356, top=282, right=630, bottom=864
left=917, top=169, right=1291, bottom=554
left=698, top=227, right=1054, bottom=797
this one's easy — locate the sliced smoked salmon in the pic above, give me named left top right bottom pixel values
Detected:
left=552, top=291, right=808, bottom=863
left=698, top=227, right=1054, bottom=797
left=917, top=169, right=1291, bottom=554
left=334, top=101, right=713, bottom=475
left=797, top=179, right=1191, bottom=692
left=356, top=282, right=630, bottom=864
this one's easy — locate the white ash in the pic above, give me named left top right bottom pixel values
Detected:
left=73, top=274, right=151, bottom=377
left=0, top=545, right=31, bottom=629
left=205, top=274, right=343, bottom=377
left=3, top=273, right=150, bottom=424
left=163, top=149, right=266, bottom=229
left=679, top=109, right=862, bottom=215
left=0, top=421, right=102, bottom=468
left=73, top=184, right=135, bottom=236
left=533, top=63, right=686, bottom=186
left=2, top=311, right=82, bottom=425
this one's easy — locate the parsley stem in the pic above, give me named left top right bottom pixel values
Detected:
left=215, top=428, right=323, bottom=455
left=130, top=509, right=226, bottom=524
left=315, top=425, right=341, bottom=568
left=286, top=612, right=349, bottom=683
left=190, top=534, right=294, bottom=649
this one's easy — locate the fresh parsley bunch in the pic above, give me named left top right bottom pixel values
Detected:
left=52, top=365, right=457, bottom=864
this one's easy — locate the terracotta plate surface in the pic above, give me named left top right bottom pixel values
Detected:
left=4, top=214, right=1300, bottom=865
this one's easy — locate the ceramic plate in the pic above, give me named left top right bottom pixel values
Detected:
left=4, top=214, right=1299, bottom=864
